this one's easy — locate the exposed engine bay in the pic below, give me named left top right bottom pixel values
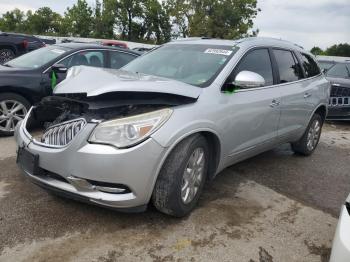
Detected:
left=25, top=92, right=197, bottom=146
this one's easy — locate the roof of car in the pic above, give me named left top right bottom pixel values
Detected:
left=169, top=37, right=306, bottom=52
left=54, top=42, right=141, bottom=55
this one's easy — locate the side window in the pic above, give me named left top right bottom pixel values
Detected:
left=273, top=49, right=303, bottom=83
left=300, top=53, right=321, bottom=77
left=60, top=51, right=105, bottom=69
left=231, top=48, right=274, bottom=86
left=109, top=51, right=136, bottom=69
left=326, top=64, right=350, bottom=78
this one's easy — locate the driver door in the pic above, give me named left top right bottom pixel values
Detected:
left=220, top=48, right=282, bottom=164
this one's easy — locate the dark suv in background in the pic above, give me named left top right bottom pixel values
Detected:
left=0, top=32, right=45, bottom=64
left=318, top=59, right=350, bottom=120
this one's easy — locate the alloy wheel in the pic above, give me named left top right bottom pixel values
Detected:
left=0, top=100, right=27, bottom=132
left=0, top=49, right=14, bottom=64
left=181, top=147, right=205, bottom=204
left=306, top=119, right=321, bottom=151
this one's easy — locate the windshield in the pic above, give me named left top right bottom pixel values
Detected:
left=6, top=45, right=70, bottom=69
left=123, top=44, right=238, bottom=87
left=326, top=63, right=350, bottom=78
left=318, top=61, right=335, bottom=70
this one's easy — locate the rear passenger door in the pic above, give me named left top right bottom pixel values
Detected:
left=272, top=49, right=315, bottom=141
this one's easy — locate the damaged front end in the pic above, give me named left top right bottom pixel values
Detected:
left=24, top=91, right=197, bottom=148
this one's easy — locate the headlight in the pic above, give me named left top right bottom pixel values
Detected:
left=89, top=108, right=172, bottom=148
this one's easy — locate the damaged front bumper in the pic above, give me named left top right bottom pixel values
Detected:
left=15, top=107, right=168, bottom=211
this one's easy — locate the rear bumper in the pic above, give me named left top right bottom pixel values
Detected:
left=330, top=204, right=350, bottom=262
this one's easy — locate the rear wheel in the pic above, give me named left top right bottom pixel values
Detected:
left=0, top=48, right=15, bottom=64
left=152, top=134, right=209, bottom=217
left=291, top=113, right=323, bottom=156
left=0, top=93, right=30, bottom=136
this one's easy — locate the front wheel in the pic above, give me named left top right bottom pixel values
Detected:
left=291, top=113, right=323, bottom=156
left=152, top=134, right=209, bottom=217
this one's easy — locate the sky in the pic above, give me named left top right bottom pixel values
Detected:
left=0, top=0, right=349, bottom=50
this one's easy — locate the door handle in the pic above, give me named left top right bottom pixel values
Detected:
left=270, top=99, right=280, bottom=108
left=304, top=92, right=312, bottom=98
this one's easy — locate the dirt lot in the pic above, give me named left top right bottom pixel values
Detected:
left=0, top=122, right=349, bottom=262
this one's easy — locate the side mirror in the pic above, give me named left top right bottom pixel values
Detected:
left=233, top=71, right=265, bottom=89
left=51, top=64, right=68, bottom=74
left=322, top=68, right=327, bottom=74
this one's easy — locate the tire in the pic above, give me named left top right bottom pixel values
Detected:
left=0, top=48, right=15, bottom=64
left=291, top=113, right=323, bottom=156
left=0, top=93, right=31, bottom=136
left=152, top=134, right=209, bottom=217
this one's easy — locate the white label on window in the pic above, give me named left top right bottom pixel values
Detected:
left=204, top=49, right=232, bottom=56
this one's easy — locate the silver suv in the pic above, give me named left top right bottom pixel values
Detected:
left=15, top=37, right=330, bottom=217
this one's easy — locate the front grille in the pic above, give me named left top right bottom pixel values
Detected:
left=41, top=118, right=86, bottom=146
left=329, top=85, right=350, bottom=107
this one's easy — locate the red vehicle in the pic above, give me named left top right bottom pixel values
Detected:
left=100, top=40, right=128, bottom=49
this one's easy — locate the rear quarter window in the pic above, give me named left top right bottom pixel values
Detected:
left=300, top=53, right=321, bottom=77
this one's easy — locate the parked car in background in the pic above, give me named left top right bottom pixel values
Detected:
left=15, top=37, right=329, bottom=217
left=38, top=37, right=56, bottom=45
left=132, top=47, right=154, bottom=53
left=0, top=32, right=45, bottom=64
left=330, top=194, right=350, bottom=262
left=317, top=55, right=350, bottom=70
left=324, top=62, right=350, bottom=120
left=99, top=40, right=128, bottom=49
left=0, top=43, right=140, bottom=135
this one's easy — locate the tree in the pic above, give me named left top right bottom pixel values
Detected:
left=167, top=0, right=260, bottom=39
left=166, top=0, right=191, bottom=38
left=325, top=44, right=350, bottom=57
left=310, top=46, right=324, bottom=56
left=0, top=9, right=26, bottom=32
left=115, top=0, right=144, bottom=41
left=63, top=0, right=93, bottom=37
left=26, top=7, right=62, bottom=35
left=143, top=0, right=171, bottom=44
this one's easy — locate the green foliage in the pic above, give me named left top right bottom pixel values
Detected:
left=325, top=44, right=350, bottom=57
left=26, top=7, right=62, bottom=35
left=310, top=46, right=324, bottom=56
left=0, top=8, right=26, bottom=33
left=166, top=0, right=260, bottom=39
left=63, top=0, right=93, bottom=37
left=0, top=0, right=259, bottom=44
left=310, top=44, right=350, bottom=57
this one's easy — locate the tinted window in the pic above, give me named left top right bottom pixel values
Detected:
left=300, top=53, right=320, bottom=77
left=273, top=49, right=303, bottom=83
left=326, top=64, right=350, bottom=78
left=110, top=51, right=136, bottom=69
left=61, top=51, right=105, bottom=69
left=232, top=49, right=273, bottom=86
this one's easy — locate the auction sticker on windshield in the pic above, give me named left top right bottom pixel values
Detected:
left=204, top=49, right=233, bottom=56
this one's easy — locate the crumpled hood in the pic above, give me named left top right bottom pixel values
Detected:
left=54, top=66, right=202, bottom=99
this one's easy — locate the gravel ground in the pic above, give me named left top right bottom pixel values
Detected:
left=0, top=122, right=349, bottom=262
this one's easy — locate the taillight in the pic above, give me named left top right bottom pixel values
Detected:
left=23, top=40, right=28, bottom=49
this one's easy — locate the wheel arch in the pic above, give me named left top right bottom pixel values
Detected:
left=0, top=87, right=35, bottom=104
left=314, top=104, right=327, bottom=122
left=0, top=44, right=17, bottom=54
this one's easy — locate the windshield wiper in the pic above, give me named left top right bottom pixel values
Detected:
left=2, top=64, right=12, bottom=67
